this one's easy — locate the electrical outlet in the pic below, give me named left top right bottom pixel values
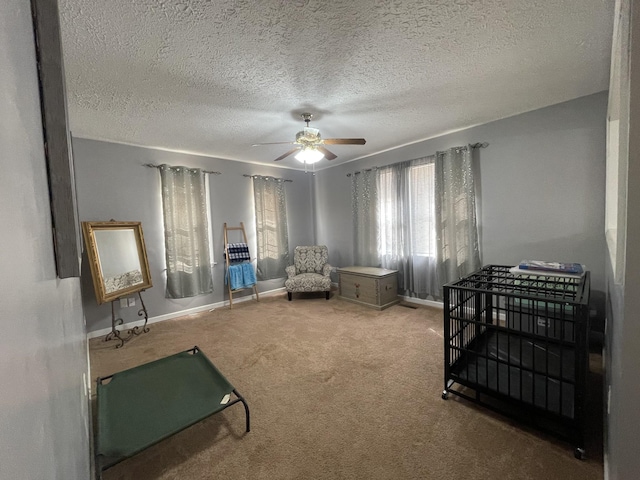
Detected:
left=128, top=297, right=136, bottom=307
left=119, top=298, right=128, bottom=308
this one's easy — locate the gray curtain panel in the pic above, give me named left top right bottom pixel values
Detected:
left=351, top=169, right=380, bottom=267
left=159, top=165, right=213, bottom=298
left=435, top=146, right=481, bottom=292
left=252, top=176, right=289, bottom=280
left=377, top=156, right=439, bottom=299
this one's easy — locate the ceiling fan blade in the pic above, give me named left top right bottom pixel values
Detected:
left=323, top=138, right=366, bottom=145
left=274, top=148, right=301, bottom=161
left=252, top=141, right=295, bottom=146
left=317, top=146, right=337, bottom=160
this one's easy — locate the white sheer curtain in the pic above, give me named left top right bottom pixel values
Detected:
left=435, top=146, right=481, bottom=290
left=377, top=156, right=439, bottom=299
left=252, top=176, right=289, bottom=280
left=352, top=169, right=380, bottom=266
left=159, top=165, right=213, bottom=298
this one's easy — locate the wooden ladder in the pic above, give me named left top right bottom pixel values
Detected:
left=223, top=222, right=260, bottom=309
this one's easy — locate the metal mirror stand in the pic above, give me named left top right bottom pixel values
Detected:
left=105, top=290, right=150, bottom=348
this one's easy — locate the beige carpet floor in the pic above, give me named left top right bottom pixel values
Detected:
left=89, top=292, right=603, bottom=480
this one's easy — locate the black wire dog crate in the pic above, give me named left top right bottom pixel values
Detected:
left=442, top=265, right=590, bottom=458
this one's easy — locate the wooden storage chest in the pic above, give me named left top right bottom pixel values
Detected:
left=337, top=266, right=399, bottom=310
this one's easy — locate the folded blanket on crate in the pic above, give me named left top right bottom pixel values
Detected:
left=225, top=262, right=257, bottom=290
left=226, top=243, right=251, bottom=262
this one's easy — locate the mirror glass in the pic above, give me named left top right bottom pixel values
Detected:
left=94, top=229, right=144, bottom=294
left=82, top=221, right=153, bottom=304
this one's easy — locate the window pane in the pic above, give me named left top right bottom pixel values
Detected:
left=409, top=163, right=436, bottom=257
left=377, top=163, right=436, bottom=258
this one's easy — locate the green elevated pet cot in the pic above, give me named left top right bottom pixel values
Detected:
left=95, top=346, right=250, bottom=479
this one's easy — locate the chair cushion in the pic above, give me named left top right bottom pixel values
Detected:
left=294, top=246, right=329, bottom=274
left=285, top=273, right=331, bottom=293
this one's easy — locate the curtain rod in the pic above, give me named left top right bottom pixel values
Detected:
left=243, top=174, right=293, bottom=183
left=346, top=168, right=376, bottom=177
left=346, top=142, right=489, bottom=177
left=143, top=163, right=221, bottom=175
left=436, top=142, right=489, bottom=154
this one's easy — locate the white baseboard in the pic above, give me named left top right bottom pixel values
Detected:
left=87, top=287, right=286, bottom=339
left=398, top=295, right=444, bottom=309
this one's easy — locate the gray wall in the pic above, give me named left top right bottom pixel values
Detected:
left=315, top=92, right=607, bottom=318
left=73, top=138, right=315, bottom=332
left=0, top=1, right=91, bottom=478
left=604, top=1, right=640, bottom=478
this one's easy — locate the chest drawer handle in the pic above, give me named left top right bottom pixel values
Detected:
left=354, top=282, right=360, bottom=298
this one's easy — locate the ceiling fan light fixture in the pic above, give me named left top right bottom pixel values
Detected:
left=253, top=111, right=365, bottom=163
left=296, top=127, right=321, bottom=143
left=295, top=146, right=324, bottom=164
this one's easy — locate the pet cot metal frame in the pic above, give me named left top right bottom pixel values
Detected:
left=94, top=346, right=250, bottom=479
left=442, top=265, right=590, bottom=459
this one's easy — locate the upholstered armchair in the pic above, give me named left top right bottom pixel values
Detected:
left=285, top=246, right=332, bottom=300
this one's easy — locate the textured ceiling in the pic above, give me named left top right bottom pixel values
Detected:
left=59, top=0, right=614, bottom=170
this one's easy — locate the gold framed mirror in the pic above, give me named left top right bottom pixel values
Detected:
left=82, top=221, right=153, bottom=304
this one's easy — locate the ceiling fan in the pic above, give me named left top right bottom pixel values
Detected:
left=252, top=113, right=366, bottom=163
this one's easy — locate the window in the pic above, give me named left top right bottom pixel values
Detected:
left=352, top=147, right=479, bottom=300
left=252, top=176, right=289, bottom=280
left=378, top=160, right=437, bottom=258
left=376, top=157, right=439, bottom=299
left=409, top=162, right=437, bottom=257
left=159, top=165, right=213, bottom=298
